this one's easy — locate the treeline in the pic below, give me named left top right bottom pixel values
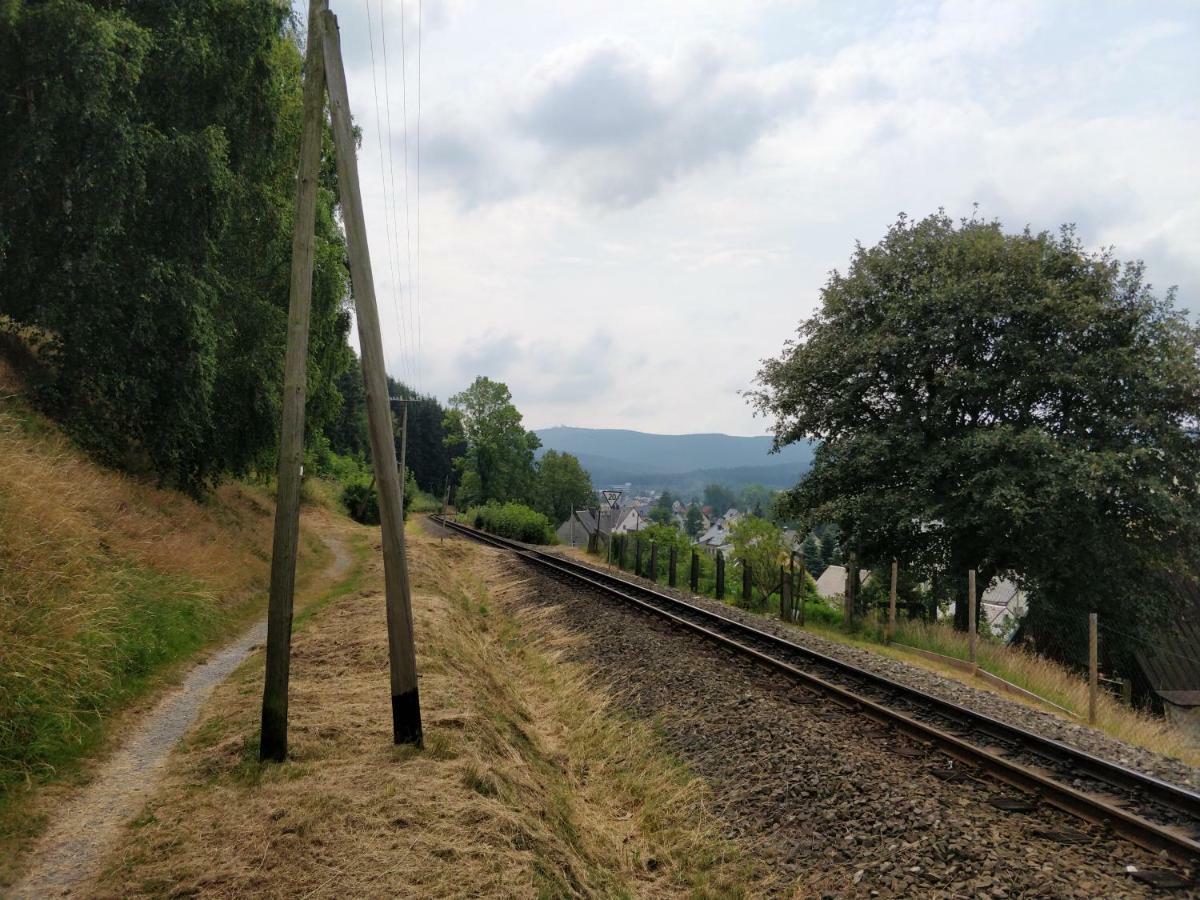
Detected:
left=0, top=2, right=353, bottom=493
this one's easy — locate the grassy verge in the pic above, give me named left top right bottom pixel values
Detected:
left=91, top=523, right=766, bottom=897
left=786, top=614, right=1200, bottom=766
left=0, top=360, right=346, bottom=877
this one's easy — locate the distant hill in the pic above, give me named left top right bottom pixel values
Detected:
left=534, top=427, right=813, bottom=490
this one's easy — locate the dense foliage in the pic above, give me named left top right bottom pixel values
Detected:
left=753, top=211, right=1200, bottom=664
left=0, top=1, right=353, bottom=492
left=532, top=449, right=595, bottom=525
left=445, top=377, right=541, bottom=507
left=342, top=468, right=418, bottom=525
left=466, top=502, right=555, bottom=544
left=728, top=516, right=790, bottom=605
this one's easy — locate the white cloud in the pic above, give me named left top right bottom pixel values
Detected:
left=328, top=0, right=1200, bottom=437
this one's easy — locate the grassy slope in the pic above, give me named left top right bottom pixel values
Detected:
left=0, top=359, right=344, bottom=874
left=91, top=522, right=767, bottom=898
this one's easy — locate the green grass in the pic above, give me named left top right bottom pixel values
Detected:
left=0, top=565, right=240, bottom=843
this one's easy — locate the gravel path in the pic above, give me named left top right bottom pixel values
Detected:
left=497, top=552, right=1193, bottom=898
left=9, top=531, right=353, bottom=899
left=543, top=546, right=1200, bottom=793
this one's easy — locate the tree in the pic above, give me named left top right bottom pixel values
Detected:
left=801, top=534, right=823, bottom=573
left=389, top=377, right=464, bottom=496
left=684, top=504, right=704, bottom=537
left=728, top=516, right=789, bottom=609
left=752, top=211, right=1200, bottom=663
left=533, top=450, right=594, bottom=525
left=445, top=377, right=540, bottom=507
left=0, top=2, right=351, bottom=491
left=703, top=483, right=738, bottom=516
left=740, top=484, right=775, bottom=518
left=648, top=490, right=675, bottom=525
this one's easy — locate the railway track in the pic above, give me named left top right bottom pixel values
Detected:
left=431, top=515, right=1200, bottom=877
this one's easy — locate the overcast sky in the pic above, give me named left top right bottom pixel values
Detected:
left=309, top=0, right=1200, bottom=436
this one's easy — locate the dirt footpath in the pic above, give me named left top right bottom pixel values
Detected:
left=9, top=523, right=358, bottom=899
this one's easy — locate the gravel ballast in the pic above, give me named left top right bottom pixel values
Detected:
left=543, top=545, right=1200, bottom=794
left=493, top=551, right=1189, bottom=898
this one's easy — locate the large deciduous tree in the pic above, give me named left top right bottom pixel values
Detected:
left=444, top=376, right=540, bottom=507
left=533, top=449, right=594, bottom=526
left=752, top=211, right=1200, bottom=664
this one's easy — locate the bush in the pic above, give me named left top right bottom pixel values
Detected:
left=342, top=480, right=379, bottom=525
left=464, top=502, right=555, bottom=544
left=340, top=468, right=418, bottom=525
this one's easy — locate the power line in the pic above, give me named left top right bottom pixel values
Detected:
left=399, top=0, right=419, bottom=393
left=362, top=0, right=412, bottom=387
left=415, top=0, right=424, bottom=398
left=377, top=0, right=416, bottom=390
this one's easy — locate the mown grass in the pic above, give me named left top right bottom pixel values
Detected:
left=92, top=523, right=767, bottom=897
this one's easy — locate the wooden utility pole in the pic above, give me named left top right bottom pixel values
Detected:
left=887, top=558, right=898, bottom=643
left=1089, top=612, right=1099, bottom=725
left=322, top=10, right=422, bottom=746
left=260, top=0, right=328, bottom=763
left=967, top=568, right=977, bottom=675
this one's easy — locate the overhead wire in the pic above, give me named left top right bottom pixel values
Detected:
left=362, top=0, right=413, bottom=388
left=415, top=0, right=424, bottom=399
left=377, top=0, right=418, bottom=392
left=398, top=0, right=419, bottom=394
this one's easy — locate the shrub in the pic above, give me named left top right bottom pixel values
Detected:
left=342, top=481, right=379, bottom=525
left=340, top=468, right=418, bottom=525
left=464, top=502, right=555, bottom=544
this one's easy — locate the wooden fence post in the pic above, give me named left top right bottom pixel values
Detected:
left=690, top=550, right=699, bottom=592
left=635, top=538, right=642, bottom=576
left=887, top=558, right=898, bottom=643
left=1089, top=612, right=1099, bottom=725
left=742, top=559, right=752, bottom=606
left=716, top=551, right=725, bottom=600
left=780, top=565, right=791, bottom=622
left=669, top=546, right=677, bottom=587
left=797, top=561, right=806, bottom=626
left=844, top=551, right=857, bottom=629
left=968, top=568, right=977, bottom=674
left=648, top=541, right=658, bottom=582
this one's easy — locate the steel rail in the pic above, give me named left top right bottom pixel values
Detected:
left=431, top=516, right=1200, bottom=870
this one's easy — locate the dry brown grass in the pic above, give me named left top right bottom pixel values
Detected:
left=91, top=524, right=765, bottom=898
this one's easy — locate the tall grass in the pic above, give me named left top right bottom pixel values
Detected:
left=797, top=609, right=1200, bottom=764
left=0, top=360, right=297, bottom=825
